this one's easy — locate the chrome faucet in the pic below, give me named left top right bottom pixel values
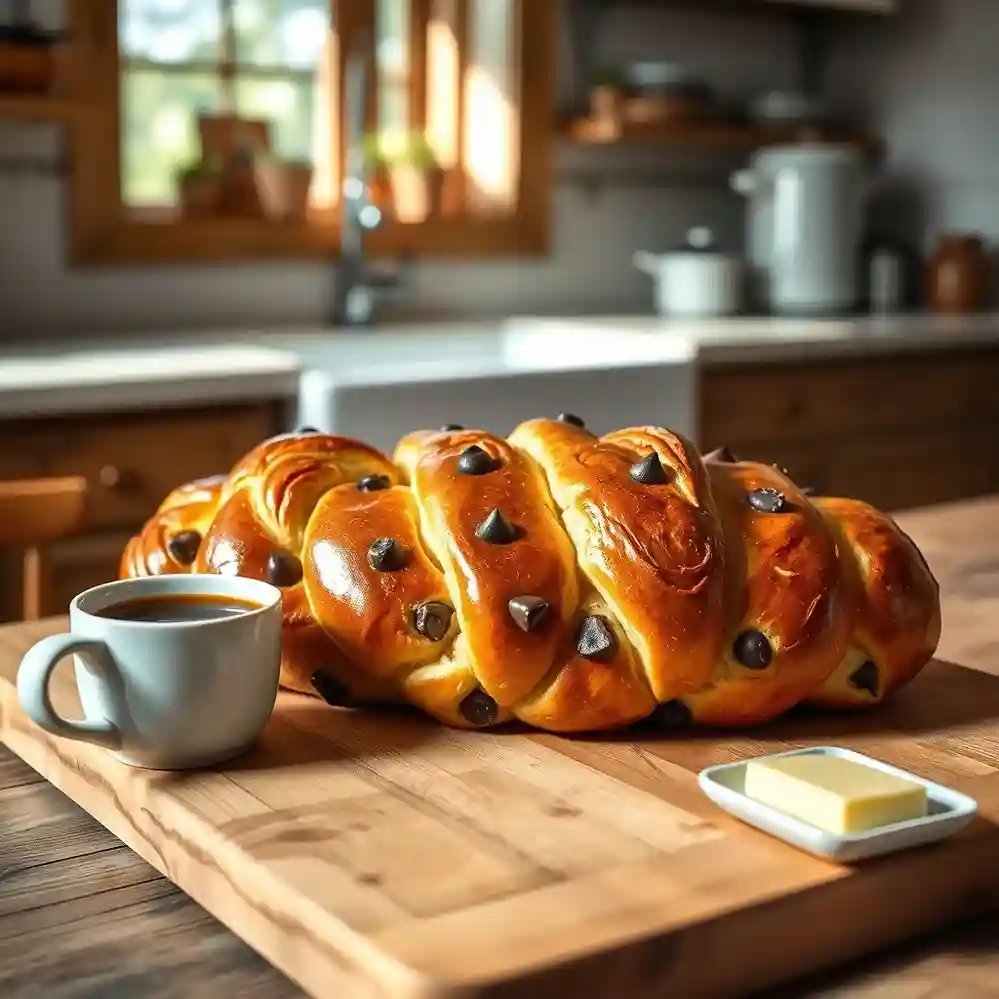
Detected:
left=333, top=27, right=409, bottom=326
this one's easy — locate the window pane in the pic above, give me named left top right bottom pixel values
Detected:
left=427, top=0, right=460, bottom=169
left=233, top=0, right=330, bottom=70
left=465, top=0, right=519, bottom=214
left=119, top=0, right=220, bottom=64
left=378, top=82, right=409, bottom=140
left=377, top=0, right=409, bottom=77
left=121, top=69, right=221, bottom=206
left=377, top=0, right=409, bottom=140
left=235, top=77, right=315, bottom=162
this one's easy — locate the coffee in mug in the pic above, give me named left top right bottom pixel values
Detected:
left=95, top=592, right=264, bottom=624
left=17, top=573, right=283, bottom=770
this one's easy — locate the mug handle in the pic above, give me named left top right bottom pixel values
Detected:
left=17, top=634, right=122, bottom=750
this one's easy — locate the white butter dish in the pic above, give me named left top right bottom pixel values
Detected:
left=698, top=746, right=979, bottom=863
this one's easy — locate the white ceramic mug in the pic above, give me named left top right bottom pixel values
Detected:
left=17, top=574, right=283, bottom=771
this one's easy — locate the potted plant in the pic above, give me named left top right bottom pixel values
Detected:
left=589, top=67, right=625, bottom=135
left=254, top=153, right=314, bottom=223
left=0, top=2, right=59, bottom=94
left=218, top=145, right=268, bottom=218
left=174, top=158, right=223, bottom=218
left=383, top=130, right=443, bottom=224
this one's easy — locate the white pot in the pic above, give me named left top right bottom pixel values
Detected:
left=731, top=144, right=869, bottom=314
left=634, top=228, right=743, bottom=317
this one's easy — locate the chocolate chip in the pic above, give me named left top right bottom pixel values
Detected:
left=311, top=670, right=350, bottom=706
left=440, top=423, right=464, bottom=432
left=748, top=487, right=786, bottom=514
left=557, top=412, right=585, bottom=428
left=166, top=530, right=201, bottom=566
left=457, top=444, right=500, bottom=476
left=296, top=425, right=321, bottom=434
left=413, top=601, right=454, bottom=641
left=629, top=452, right=670, bottom=485
left=508, top=595, right=550, bottom=633
left=733, top=629, right=772, bottom=670
left=577, top=615, right=616, bottom=661
left=475, top=508, right=520, bottom=545
left=267, top=551, right=303, bottom=588
left=703, top=446, right=738, bottom=463
left=459, top=688, right=499, bottom=726
left=649, top=699, right=693, bottom=730
left=367, top=537, right=407, bottom=572
left=849, top=660, right=879, bottom=696
left=357, top=474, right=391, bottom=492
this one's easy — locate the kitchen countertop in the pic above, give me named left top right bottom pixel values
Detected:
left=0, top=342, right=302, bottom=419
left=520, top=312, right=999, bottom=364
left=1, top=493, right=999, bottom=998
left=4, top=312, right=999, bottom=419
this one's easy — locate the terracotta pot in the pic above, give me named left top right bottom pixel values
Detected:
left=178, top=172, right=222, bottom=219
left=926, top=233, right=992, bottom=313
left=590, top=85, right=623, bottom=127
left=367, top=167, right=395, bottom=218
left=439, top=168, right=465, bottom=217
left=198, top=114, right=271, bottom=162
left=219, top=160, right=266, bottom=218
left=389, top=165, right=444, bottom=223
left=0, top=36, right=56, bottom=93
left=255, top=160, right=314, bottom=222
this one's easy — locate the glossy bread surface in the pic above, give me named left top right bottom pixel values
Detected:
left=683, top=459, right=851, bottom=726
left=118, top=423, right=942, bottom=732
left=809, top=497, right=942, bottom=708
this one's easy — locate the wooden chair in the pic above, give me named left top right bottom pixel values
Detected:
left=0, top=476, right=88, bottom=620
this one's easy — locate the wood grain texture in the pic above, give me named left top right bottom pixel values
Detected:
left=5, top=496, right=999, bottom=998
left=4, top=604, right=999, bottom=998
left=697, top=348, right=999, bottom=513
left=0, top=400, right=283, bottom=624
left=0, top=751, right=303, bottom=999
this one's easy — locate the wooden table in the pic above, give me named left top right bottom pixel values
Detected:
left=3, top=495, right=999, bottom=999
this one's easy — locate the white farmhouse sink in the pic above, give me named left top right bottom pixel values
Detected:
left=260, top=321, right=697, bottom=456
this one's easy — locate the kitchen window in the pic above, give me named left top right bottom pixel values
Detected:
left=68, top=0, right=554, bottom=264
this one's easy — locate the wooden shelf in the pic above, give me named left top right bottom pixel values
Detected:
left=0, top=94, right=79, bottom=123
left=561, top=116, right=882, bottom=156
left=70, top=209, right=545, bottom=265
left=585, top=0, right=897, bottom=17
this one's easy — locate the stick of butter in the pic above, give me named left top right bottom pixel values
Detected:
left=743, top=754, right=928, bottom=834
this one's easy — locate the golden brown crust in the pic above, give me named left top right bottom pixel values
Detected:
left=683, top=461, right=852, bottom=726
left=304, top=484, right=453, bottom=676
left=514, top=590, right=656, bottom=733
left=509, top=419, right=726, bottom=706
left=809, top=497, right=941, bottom=708
left=118, top=474, right=226, bottom=577
left=394, top=428, right=580, bottom=707
left=220, top=431, right=399, bottom=548
left=118, top=425, right=941, bottom=732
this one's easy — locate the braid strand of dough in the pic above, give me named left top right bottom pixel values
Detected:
left=118, top=423, right=941, bottom=732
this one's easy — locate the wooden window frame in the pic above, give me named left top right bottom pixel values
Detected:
left=65, top=0, right=554, bottom=266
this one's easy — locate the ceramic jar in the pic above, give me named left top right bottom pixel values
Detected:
left=926, top=233, right=992, bottom=313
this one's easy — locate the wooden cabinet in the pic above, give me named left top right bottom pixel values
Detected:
left=0, top=401, right=282, bottom=622
left=44, top=530, right=136, bottom=622
left=763, top=0, right=899, bottom=11
left=698, top=347, right=999, bottom=512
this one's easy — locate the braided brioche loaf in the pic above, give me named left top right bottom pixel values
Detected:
left=119, top=419, right=941, bottom=732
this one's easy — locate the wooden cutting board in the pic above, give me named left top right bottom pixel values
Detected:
left=4, top=619, right=999, bottom=999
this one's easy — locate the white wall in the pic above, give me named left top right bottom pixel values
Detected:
left=0, top=3, right=803, bottom=338
left=824, top=0, right=999, bottom=257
